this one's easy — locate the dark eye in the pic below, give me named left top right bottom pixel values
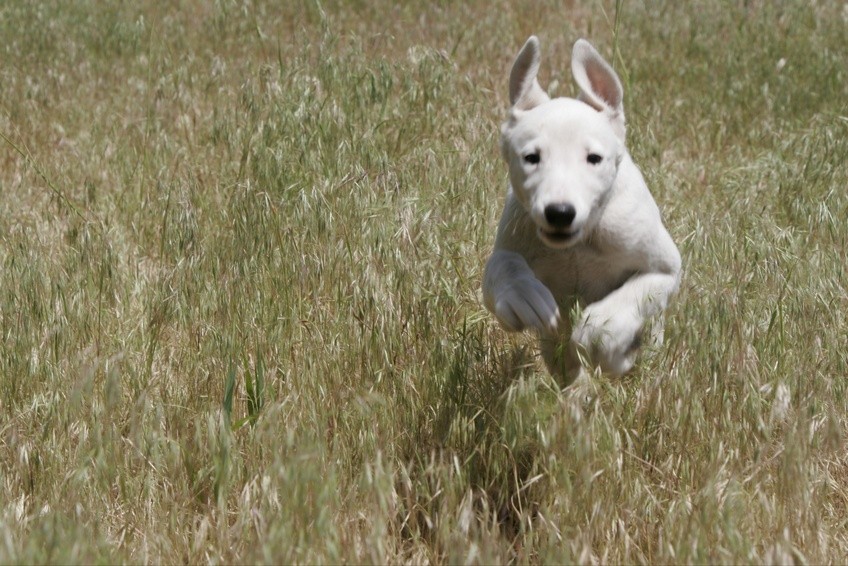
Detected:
left=587, top=153, right=603, bottom=165
left=523, top=152, right=540, bottom=165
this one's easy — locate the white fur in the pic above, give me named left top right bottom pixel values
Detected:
left=483, top=36, right=681, bottom=383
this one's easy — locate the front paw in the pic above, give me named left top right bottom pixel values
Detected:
left=571, top=305, right=642, bottom=375
left=493, top=277, right=560, bottom=334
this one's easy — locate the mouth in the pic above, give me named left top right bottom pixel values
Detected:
left=538, top=227, right=581, bottom=248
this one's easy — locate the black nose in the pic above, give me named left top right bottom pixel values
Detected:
left=544, top=203, right=576, bottom=228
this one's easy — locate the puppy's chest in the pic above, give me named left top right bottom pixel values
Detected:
left=529, top=247, right=632, bottom=306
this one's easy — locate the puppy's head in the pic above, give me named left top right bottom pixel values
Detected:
left=501, top=36, right=626, bottom=249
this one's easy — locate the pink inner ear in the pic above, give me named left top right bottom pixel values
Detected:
left=509, top=37, right=549, bottom=110
left=585, top=60, right=622, bottom=110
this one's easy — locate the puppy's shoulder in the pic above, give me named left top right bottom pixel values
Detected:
left=595, top=157, right=676, bottom=267
left=494, top=191, right=540, bottom=254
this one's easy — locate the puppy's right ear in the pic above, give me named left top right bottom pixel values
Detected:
left=509, top=36, right=550, bottom=111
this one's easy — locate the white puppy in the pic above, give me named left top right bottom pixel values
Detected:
left=483, top=36, right=681, bottom=384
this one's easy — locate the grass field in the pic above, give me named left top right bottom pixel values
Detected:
left=1, top=0, right=847, bottom=563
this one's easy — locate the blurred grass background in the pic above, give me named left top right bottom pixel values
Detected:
left=0, top=0, right=847, bottom=563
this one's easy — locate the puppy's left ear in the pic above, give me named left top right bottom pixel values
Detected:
left=572, top=39, right=626, bottom=140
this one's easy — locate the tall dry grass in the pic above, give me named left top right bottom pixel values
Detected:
left=0, top=0, right=846, bottom=563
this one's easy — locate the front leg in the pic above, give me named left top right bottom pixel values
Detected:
left=571, top=271, right=679, bottom=375
left=540, top=333, right=587, bottom=386
left=483, top=249, right=559, bottom=334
